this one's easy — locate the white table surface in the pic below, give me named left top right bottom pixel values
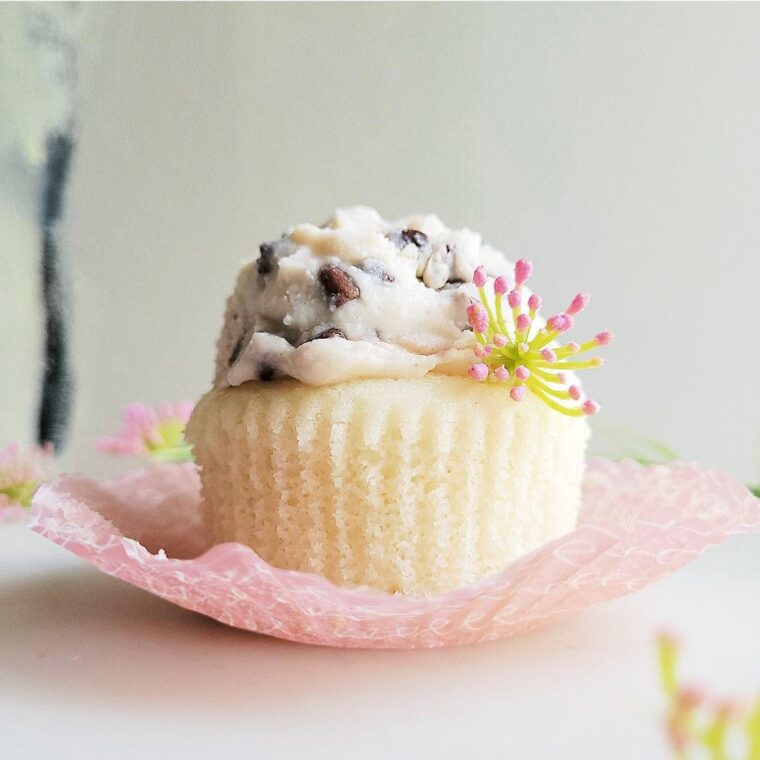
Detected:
left=2, top=520, right=758, bottom=759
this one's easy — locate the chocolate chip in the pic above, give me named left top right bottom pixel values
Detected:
left=319, top=265, right=361, bottom=307
left=258, top=363, right=276, bottom=381
left=257, top=242, right=277, bottom=277
left=388, top=228, right=429, bottom=249
left=361, top=258, right=395, bottom=283
left=228, top=335, right=245, bottom=366
left=312, top=327, right=346, bottom=340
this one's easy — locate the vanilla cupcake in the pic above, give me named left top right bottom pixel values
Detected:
left=186, top=207, right=611, bottom=596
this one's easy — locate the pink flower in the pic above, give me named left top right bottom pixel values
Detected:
left=582, top=399, right=600, bottom=415
left=514, top=259, right=533, bottom=286
left=0, top=442, right=54, bottom=510
left=97, top=402, right=195, bottom=462
left=472, top=266, right=488, bottom=288
left=493, top=276, right=509, bottom=295
left=468, top=363, right=489, bottom=382
left=541, top=348, right=557, bottom=363
left=547, top=313, right=573, bottom=333
left=466, top=303, right=489, bottom=334
left=465, top=260, right=611, bottom=416
left=514, top=365, right=530, bottom=381
left=566, top=293, right=590, bottom=316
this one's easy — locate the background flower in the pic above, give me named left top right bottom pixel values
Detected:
left=657, top=632, right=760, bottom=758
left=97, top=402, right=194, bottom=462
left=0, top=442, right=54, bottom=510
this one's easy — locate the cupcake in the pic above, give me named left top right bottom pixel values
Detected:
left=186, top=206, right=611, bottom=596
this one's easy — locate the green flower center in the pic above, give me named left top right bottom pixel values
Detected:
left=1, top=480, right=38, bottom=508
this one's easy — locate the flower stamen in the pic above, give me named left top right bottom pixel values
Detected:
left=466, top=260, right=611, bottom=416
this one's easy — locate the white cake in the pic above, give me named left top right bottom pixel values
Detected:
left=187, top=207, right=609, bottom=596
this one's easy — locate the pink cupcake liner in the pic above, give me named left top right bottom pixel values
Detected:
left=29, top=460, right=760, bottom=649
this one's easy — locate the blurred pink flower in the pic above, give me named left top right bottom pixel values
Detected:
left=657, top=632, right=760, bottom=757
left=0, top=442, right=55, bottom=513
left=97, top=402, right=195, bottom=462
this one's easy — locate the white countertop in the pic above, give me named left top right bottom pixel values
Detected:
left=2, top=520, right=758, bottom=759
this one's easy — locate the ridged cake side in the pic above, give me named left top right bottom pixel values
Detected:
left=186, top=376, right=590, bottom=596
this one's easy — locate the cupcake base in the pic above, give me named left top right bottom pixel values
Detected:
left=186, top=376, right=590, bottom=596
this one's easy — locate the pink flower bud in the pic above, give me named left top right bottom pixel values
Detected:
left=473, top=266, right=487, bottom=288
left=558, top=372, right=569, bottom=385
left=514, top=259, right=533, bottom=286
left=568, top=385, right=582, bottom=401
left=516, top=313, right=531, bottom=332
left=493, top=333, right=507, bottom=347
left=482, top=345, right=493, bottom=355
left=566, top=293, right=589, bottom=316
left=528, top=293, right=542, bottom=312
left=541, top=348, right=556, bottom=363
left=547, top=314, right=573, bottom=333
left=467, top=304, right=488, bottom=332
left=493, top=365, right=510, bottom=382
left=493, top=276, right=508, bottom=295
left=468, top=363, right=489, bottom=382
left=474, top=344, right=484, bottom=357
left=595, top=330, right=614, bottom=346
left=566, top=341, right=580, bottom=353
left=515, top=365, right=530, bottom=381
left=510, top=385, right=526, bottom=402
left=507, top=290, right=521, bottom=309
left=582, top=399, right=600, bottom=415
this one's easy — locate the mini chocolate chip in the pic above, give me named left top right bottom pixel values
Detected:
left=319, top=265, right=361, bottom=307
left=312, top=327, right=346, bottom=340
left=259, top=363, right=276, bottom=381
left=257, top=242, right=277, bottom=277
left=361, top=258, right=395, bottom=283
left=228, top=335, right=245, bottom=366
left=388, top=228, right=428, bottom=249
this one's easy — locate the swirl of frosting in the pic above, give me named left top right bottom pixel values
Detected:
left=214, top=206, right=516, bottom=387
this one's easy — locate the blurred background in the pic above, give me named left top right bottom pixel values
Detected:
left=2, top=2, right=759, bottom=480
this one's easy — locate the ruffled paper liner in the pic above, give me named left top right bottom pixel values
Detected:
left=30, top=460, right=759, bottom=649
